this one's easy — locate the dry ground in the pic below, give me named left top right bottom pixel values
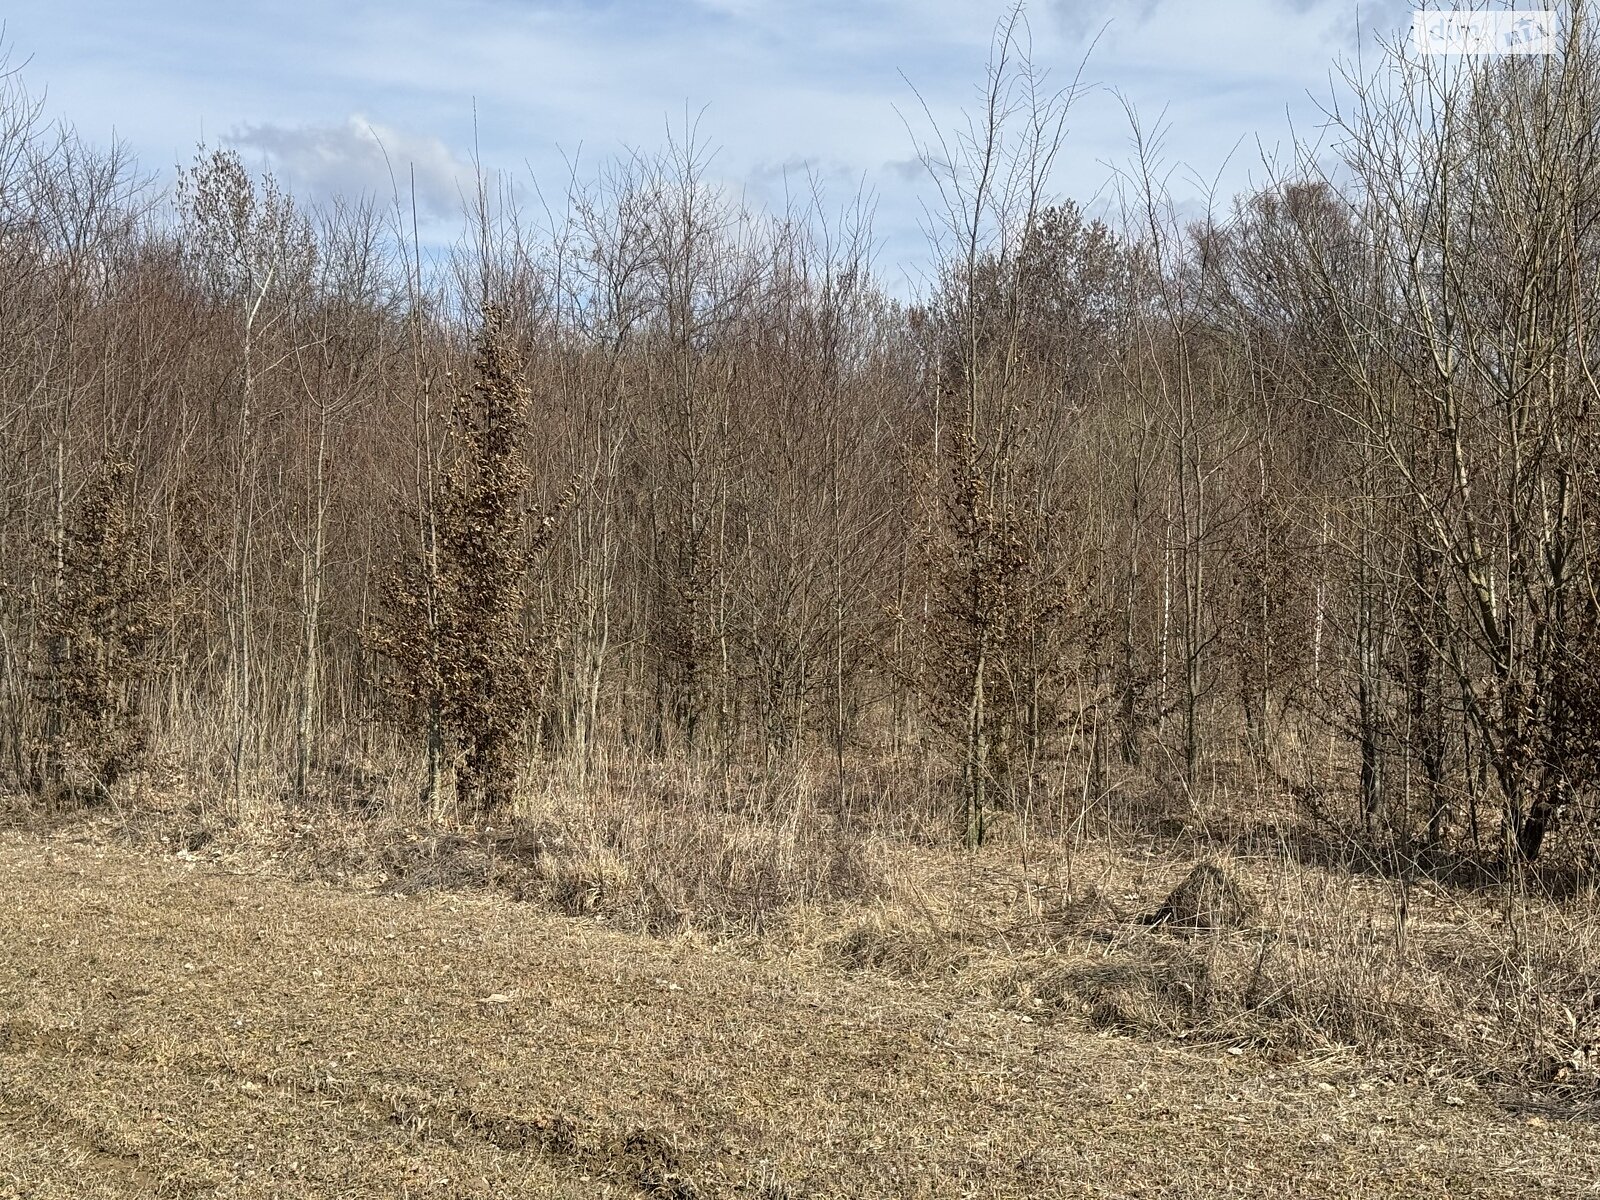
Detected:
left=0, top=832, right=1595, bottom=1198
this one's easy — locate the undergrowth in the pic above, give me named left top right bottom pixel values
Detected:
left=15, top=752, right=1600, bottom=1112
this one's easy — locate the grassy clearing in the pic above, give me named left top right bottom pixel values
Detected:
left=8, top=757, right=1600, bottom=1196
left=1, top=831, right=1597, bottom=1198
left=54, top=761, right=1600, bottom=1110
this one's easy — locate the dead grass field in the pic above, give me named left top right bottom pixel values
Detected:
left=0, top=830, right=1597, bottom=1199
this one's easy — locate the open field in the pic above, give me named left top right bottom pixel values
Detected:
left=0, top=829, right=1595, bottom=1199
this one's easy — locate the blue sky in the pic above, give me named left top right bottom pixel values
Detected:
left=3, top=0, right=1418, bottom=294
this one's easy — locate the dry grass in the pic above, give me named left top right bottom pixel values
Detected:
left=46, top=758, right=1600, bottom=1104
left=89, top=759, right=893, bottom=939
left=9, top=754, right=1600, bottom=1197
left=3, top=830, right=1599, bottom=1198
left=784, top=835, right=1600, bottom=1104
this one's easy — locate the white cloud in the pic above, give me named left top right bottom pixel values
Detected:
left=226, top=116, right=474, bottom=219
left=0, top=0, right=1423, bottom=291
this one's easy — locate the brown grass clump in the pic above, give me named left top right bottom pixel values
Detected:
left=1144, top=863, right=1255, bottom=931
left=821, top=909, right=974, bottom=978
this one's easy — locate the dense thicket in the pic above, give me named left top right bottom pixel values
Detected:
left=5, top=8, right=1600, bottom=866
